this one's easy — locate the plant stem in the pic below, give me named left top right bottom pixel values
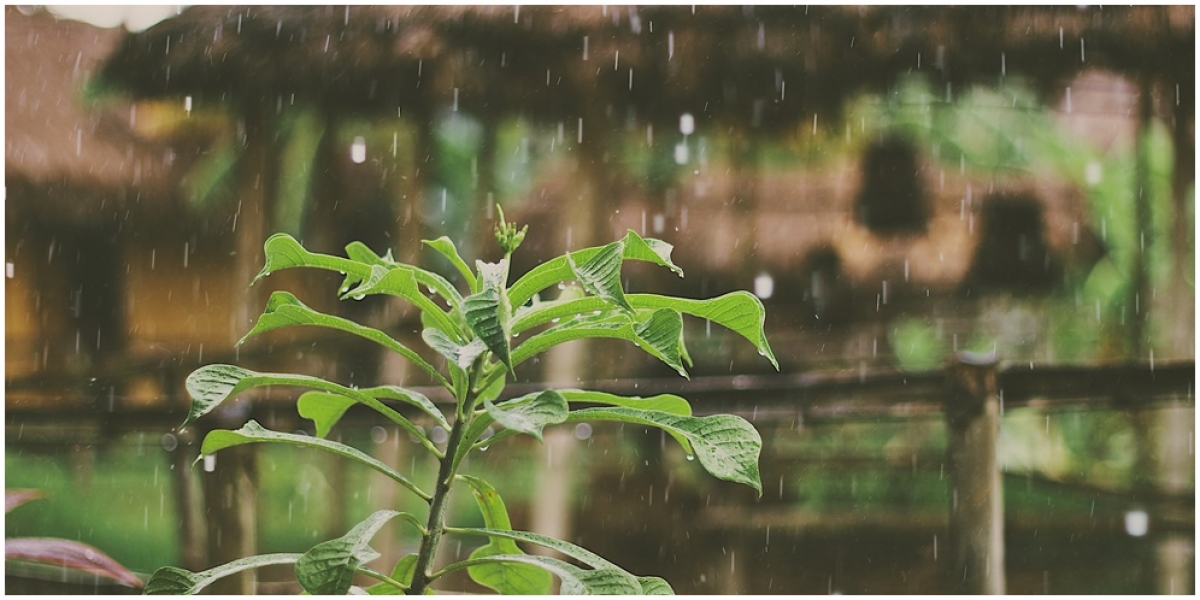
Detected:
left=407, top=418, right=466, bottom=595
left=408, top=364, right=482, bottom=595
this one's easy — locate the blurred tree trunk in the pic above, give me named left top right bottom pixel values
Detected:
left=529, top=107, right=613, bottom=575
left=206, top=101, right=273, bottom=595
left=307, top=109, right=340, bottom=258
left=1167, top=80, right=1194, bottom=360
left=470, top=116, right=498, bottom=260
left=729, top=129, right=761, bottom=291
left=202, top=440, right=258, bottom=595
left=172, top=424, right=207, bottom=572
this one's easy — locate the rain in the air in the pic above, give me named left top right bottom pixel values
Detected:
left=4, top=5, right=1195, bottom=595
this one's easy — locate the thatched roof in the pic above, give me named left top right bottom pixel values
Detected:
left=5, top=6, right=185, bottom=226
left=433, top=5, right=1192, bottom=131
left=99, top=5, right=1192, bottom=135
left=99, top=5, right=440, bottom=113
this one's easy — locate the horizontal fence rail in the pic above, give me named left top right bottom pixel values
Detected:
left=6, top=359, right=1193, bottom=434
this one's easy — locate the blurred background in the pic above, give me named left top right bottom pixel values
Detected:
left=5, top=5, right=1195, bottom=594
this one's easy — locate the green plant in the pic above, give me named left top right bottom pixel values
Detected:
left=144, top=207, right=777, bottom=595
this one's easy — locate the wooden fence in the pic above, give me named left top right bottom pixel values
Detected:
left=6, top=356, right=1193, bottom=593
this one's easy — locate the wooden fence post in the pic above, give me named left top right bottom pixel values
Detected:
left=944, top=352, right=1005, bottom=594
left=200, top=403, right=259, bottom=595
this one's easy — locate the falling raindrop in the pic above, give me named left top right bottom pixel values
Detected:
left=161, top=433, right=178, bottom=452
left=184, top=95, right=192, bottom=115
left=431, top=427, right=449, bottom=444
left=753, top=273, right=774, bottom=300
left=674, top=142, right=689, bottom=164
left=574, top=423, right=593, bottom=440
left=1124, top=509, right=1149, bottom=537
left=350, top=136, right=367, bottom=164
left=680, top=113, right=695, bottom=135
left=370, top=426, right=387, bottom=444
left=203, top=454, right=216, bottom=473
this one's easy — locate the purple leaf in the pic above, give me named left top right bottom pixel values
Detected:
left=6, top=538, right=144, bottom=588
left=5, top=489, right=46, bottom=513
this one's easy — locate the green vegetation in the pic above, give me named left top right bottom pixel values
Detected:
left=848, top=75, right=1190, bottom=362
left=142, top=210, right=775, bottom=594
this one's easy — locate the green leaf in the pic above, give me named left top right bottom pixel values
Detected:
left=510, top=287, right=592, bottom=334
left=391, top=554, right=419, bottom=586
left=183, top=364, right=263, bottom=426
left=344, top=241, right=398, bottom=268
left=557, top=389, right=692, bottom=416
left=619, top=230, right=684, bottom=277
left=511, top=292, right=776, bottom=373
left=201, top=421, right=430, bottom=501
left=423, top=236, right=478, bottom=293
left=364, top=385, right=450, bottom=430
left=143, top=553, right=301, bottom=595
left=637, top=576, right=675, bottom=594
left=344, top=265, right=461, bottom=337
left=483, top=390, right=568, bottom=443
left=507, top=231, right=683, bottom=308
left=567, top=241, right=632, bottom=312
left=257, top=233, right=462, bottom=308
left=476, top=369, right=507, bottom=405
left=437, top=554, right=640, bottom=595
left=297, top=392, right=356, bottom=439
left=423, top=327, right=487, bottom=373
left=296, top=510, right=409, bottom=595
left=510, top=309, right=688, bottom=378
left=463, top=260, right=513, bottom=372
left=449, top=527, right=623, bottom=571
left=296, top=386, right=448, bottom=438
left=448, top=526, right=671, bottom=592
left=567, top=408, right=763, bottom=495
left=238, top=291, right=448, bottom=388
left=344, top=241, right=399, bottom=293
left=183, top=366, right=436, bottom=454
left=365, top=554, right=418, bottom=594
left=255, top=233, right=367, bottom=285
left=633, top=309, right=686, bottom=377
left=628, top=292, right=778, bottom=370
left=459, top=476, right=553, bottom=595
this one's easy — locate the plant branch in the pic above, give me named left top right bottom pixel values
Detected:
left=355, top=566, right=409, bottom=592
left=408, top=361, right=483, bottom=595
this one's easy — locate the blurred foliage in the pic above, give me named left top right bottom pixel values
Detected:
left=846, top=75, right=1189, bottom=362
left=5, top=440, right=177, bottom=575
